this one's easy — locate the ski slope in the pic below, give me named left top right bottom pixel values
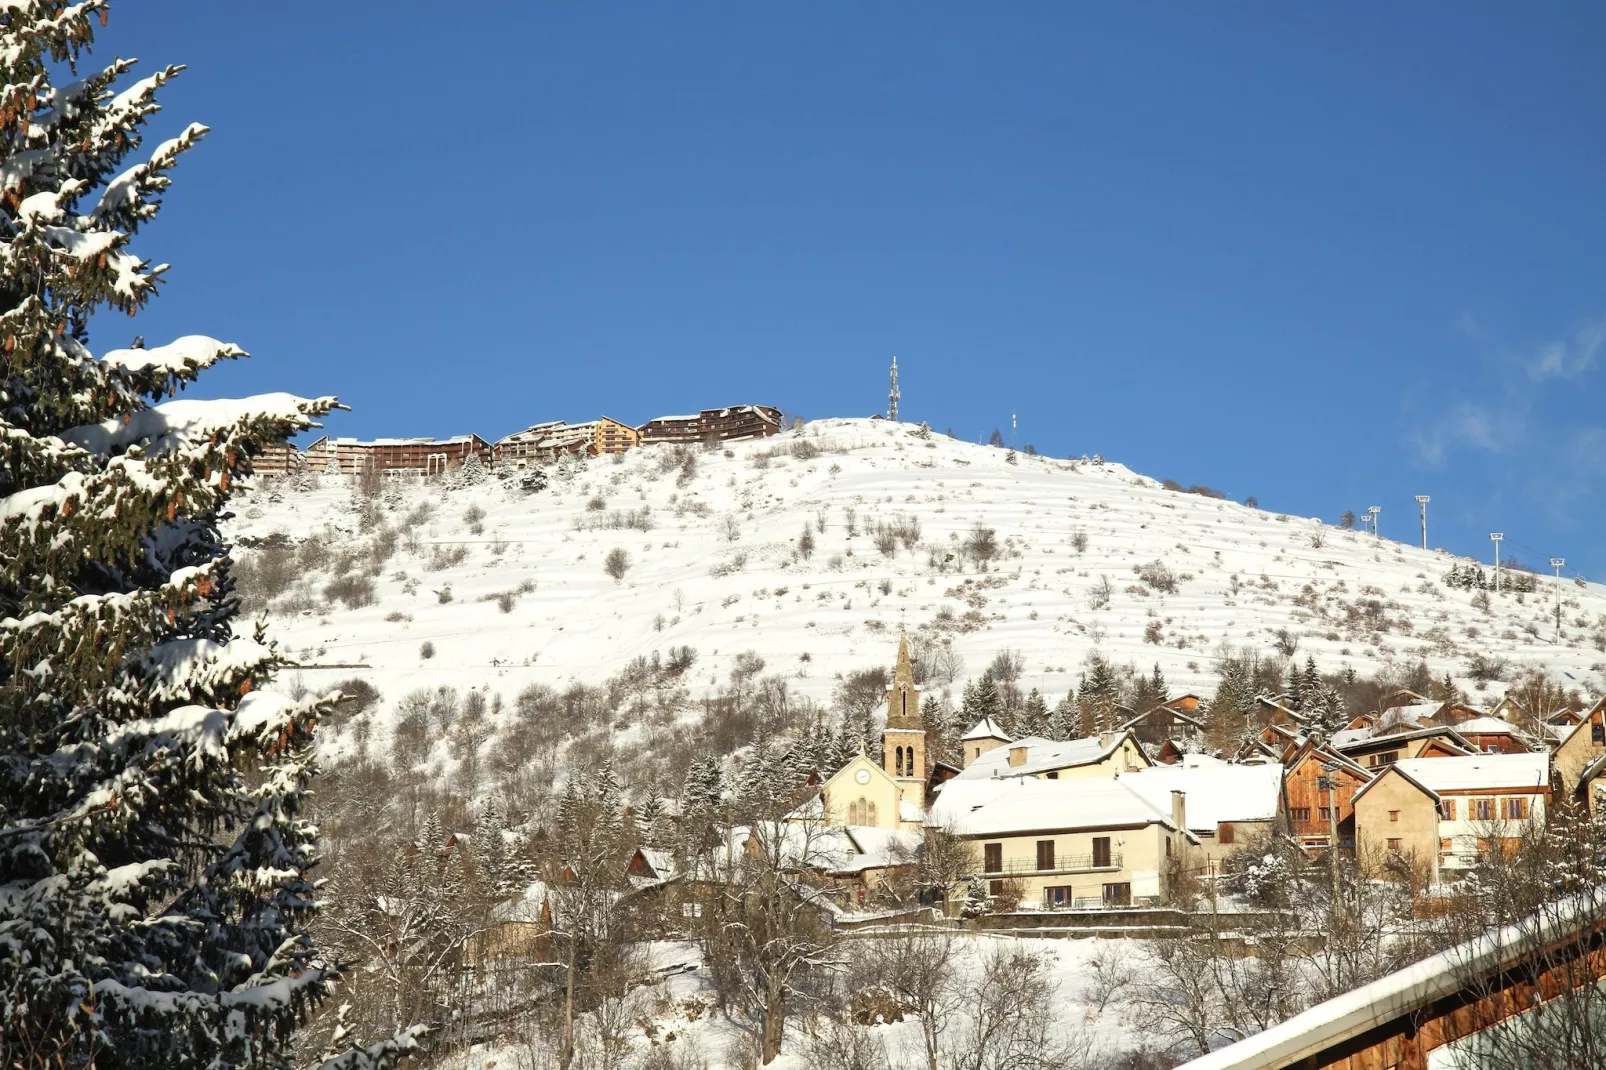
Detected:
left=229, top=417, right=1606, bottom=744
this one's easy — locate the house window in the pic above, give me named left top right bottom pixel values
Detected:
left=1044, top=885, right=1073, bottom=908
left=1378, top=753, right=1398, bottom=765
left=1504, top=798, right=1529, bottom=820
left=1440, top=839, right=1453, bottom=852
left=1320, top=807, right=1332, bottom=821
left=1036, top=840, right=1056, bottom=871
left=1593, top=721, right=1604, bottom=744
left=1387, top=838, right=1402, bottom=853
left=988, top=879, right=1003, bottom=897
left=1102, top=882, right=1132, bottom=907
left=1092, top=837, right=1112, bottom=868
left=1290, top=807, right=1312, bottom=822
left=1166, top=836, right=1172, bottom=858
left=1389, top=810, right=1400, bottom=823
left=1046, top=771, right=1059, bottom=780
left=1440, top=799, right=1457, bottom=821
left=1475, top=799, right=1495, bottom=821
left=984, top=843, right=1003, bottom=873
left=1218, top=823, right=1235, bottom=845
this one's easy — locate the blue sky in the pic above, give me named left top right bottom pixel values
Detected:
left=100, top=4, right=1606, bottom=575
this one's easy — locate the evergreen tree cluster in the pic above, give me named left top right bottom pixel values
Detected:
left=0, top=7, right=416, bottom=1068
left=1444, top=561, right=1538, bottom=594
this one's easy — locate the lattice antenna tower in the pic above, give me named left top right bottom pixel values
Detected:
left=888, top=355, right=900, bottom=422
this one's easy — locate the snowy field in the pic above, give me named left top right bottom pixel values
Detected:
left=229, top=417, right=1606, bottom=753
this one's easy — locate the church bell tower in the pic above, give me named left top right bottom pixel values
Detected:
left=882, top=634, right=925, bottom=790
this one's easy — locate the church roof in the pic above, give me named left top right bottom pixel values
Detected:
left=962, top=716, right=1012, bottom=742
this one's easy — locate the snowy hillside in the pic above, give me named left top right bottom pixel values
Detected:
left=229, top=418, right=1606, bottom=746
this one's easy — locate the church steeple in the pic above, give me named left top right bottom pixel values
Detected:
left=887, top=632, right=919, bottom=729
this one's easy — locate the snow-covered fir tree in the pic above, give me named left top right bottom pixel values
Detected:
left=0, top=6, right=419, bottom=1067
left=961, top=675, right=1004, bottom=732
left=1017, top=687, right=1049, bottom=737
left=1047, top=689, right=1077, bottom=740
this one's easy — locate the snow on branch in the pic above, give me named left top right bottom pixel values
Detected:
left=60, top=392, right=340, bottom=457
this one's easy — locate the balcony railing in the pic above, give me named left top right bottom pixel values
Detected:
left=981, top=853, right=1123, bottom=877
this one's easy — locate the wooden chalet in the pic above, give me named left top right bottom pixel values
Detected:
left=1333, top=724, right=1476, bottom=770
left=1379, top=688, right=1433, bottom=712
left=637, top=405, right=783, bottom=445
left=1120, top=701, right=1206, bottom=748
left=1448, top=716, right=1539, bottom=755
left=1283, top=742, right=1373, bottom=851
left=1249, top=696, right=1303, bottom=732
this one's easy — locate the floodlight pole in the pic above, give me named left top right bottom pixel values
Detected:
left=1320, top=763, right=1342, bottom=913
left=1415, top=496, right=1431, bottom=550
left=1552, top=558, right=1566, bottom=634
left=1490, top=533, right=1504, bottom=592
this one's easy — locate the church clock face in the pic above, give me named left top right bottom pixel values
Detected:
left=855, top=770, right=871, bottom=785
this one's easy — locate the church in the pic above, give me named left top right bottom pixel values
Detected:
left=816, top=635, right=929, bottom=830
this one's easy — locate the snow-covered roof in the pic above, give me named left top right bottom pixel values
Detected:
left=951, top=732, right=1137, bottom=782
left=899, top=797, right=925, bottom=823
left=1120, top=756, right=1284, bottom=830
left=961, top=716, right=1012, bottom=742
left=1172, top=891, right=1606, bottom=1070
left=489, top=880, right=551, bottom=925
left=836, top=827, right=921, bottom=873
left=1329, top=725, right=1373, bottom=747
left=1380, top=700, right=1442, bottom=726
left=926, top=776, right=1174, bottom=837
left=1451, top=715, right=1523, bottom=735
left=736, top=823, right=862, bottom=872
left=1380, top=753, right=1550, bottom=795
left=635, top=847, right=678, bottom=879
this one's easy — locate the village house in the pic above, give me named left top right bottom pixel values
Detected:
left=1121, top=755, right=1284, bottom=873
left=1331, top=722, right=1476, bottom=769
left=637, top=405, right=783, bottom=445
left=959, top=717, right=1012, bottom=766
left=929, top=775, right=1191, bottom=909
left=1446, top=715, right=1540, bottom=754
left=1551, top=698, right=1606, bottom=799
left=1281, top=741, right=1374, bottom=851
left=1120, top=701, right=1206, bottom=749
left=949, top=730, right=1151, bottom=783
left=1351, top=753, right=1550, bottom=882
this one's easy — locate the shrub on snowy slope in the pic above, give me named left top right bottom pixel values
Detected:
left=0, top=6, right=417, bottom=1068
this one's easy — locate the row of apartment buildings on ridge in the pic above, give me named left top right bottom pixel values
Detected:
left=255, top=405, right=783, bottom=476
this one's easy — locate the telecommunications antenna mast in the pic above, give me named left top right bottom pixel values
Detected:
left=888, top=355, right=900, bottom=423
left=1415, top=496, right=1431, bottom=549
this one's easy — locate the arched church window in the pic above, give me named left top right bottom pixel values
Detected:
left=896, top=746, right=905, bottom=777
left=866, top=800, right=878, bottom=826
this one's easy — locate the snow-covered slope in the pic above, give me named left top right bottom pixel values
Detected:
left=229, top=418, right=1606, bottom=738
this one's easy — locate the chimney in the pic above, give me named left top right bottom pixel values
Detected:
left=1170, top=790, right=1186, bottom=833
left=1100, top=732, right=1116, bottom=749
left=1008, top=746, right=1029, bottom=768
